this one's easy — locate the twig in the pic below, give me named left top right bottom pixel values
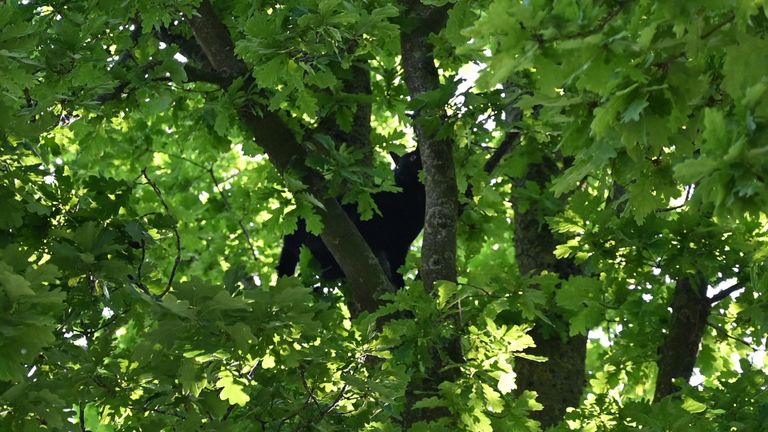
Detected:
left=316, top=383, right=350, bottom=421
left=701, top=13, right=736, bottom=40
left=463, top=111, right=523, bottom=204
left=151, top=152, right=259, bottom=264
left=137, top=238, right=146, bottom=281
left=154, top=149, right=209, bottom=170
left=709, top=283, right=745, bottom=304
left=484, top=128, right=521, bottom=175
left=299, top=367, right=322, bottom=410
left=79, top=403, right=87, bottom=432
left=221, top=404, right=236, bottom=422
left=546, top=3, right=626, bottom=43
left=656, top=184, right=693, bottom=213
left=247, top=360, right=261, bottom=379
left=459, top=281, right=504, bottom=299
left=209, top=166, right=260, bottom=263
left=706, top=322, right=759, bottom=351
left=141, top=168, right=182, bottom=297
left=92, top=311, right=124, bottom=334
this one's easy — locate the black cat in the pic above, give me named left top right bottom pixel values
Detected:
left=277, top=150, right=424, bottom=287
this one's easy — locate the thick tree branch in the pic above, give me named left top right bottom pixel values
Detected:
left=187, top=0, right=393, bottom=313
left=399, top=0, right=457, bottom=290
left=708, top=282, right=745, bottom=304
left=484, top=128, right=520, bottom=175
left=186, top=1, right=248, bottom=78
left=461, top=106, right=522, bottom=205
left=184, top=64, right=232, bottom=86
left=398, top=1, right=463, bottom=426
left=654, top=272, right=711, bottom=402
left=512, top=156, right=586, bottom=427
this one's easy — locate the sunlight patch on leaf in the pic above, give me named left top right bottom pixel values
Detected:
left=216, top=373, right=250, bottom=406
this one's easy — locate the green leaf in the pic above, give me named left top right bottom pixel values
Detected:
left=216, top=374, right=250, bottom=406
left=207, top=291, right=251, bottom=311
left=673, top=157, right=719, bottom=183
left=497, top=371, right=517, bottom=394
left=178, top=359, right=206, bottom=397
left=412, top=396, right=447, bottom=409
left=158, top=294, right=196, bottom=319
left=621, top=97, right=649, bottom=123
left=437, top=280, right=458, bottom=309
left=254, top=55, right=289, bottom=88
left=555, top=276, right=600, bottom=311
left=681, top=397, right=708, bottom=413
left=702, top=108, right=728, bottom=153
left=0, top=267, right=34, bottom=300
left=306, top=69, right=337, bottom=89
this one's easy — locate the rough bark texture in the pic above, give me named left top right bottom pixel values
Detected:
left=188, top=0, right=393, bottom=313
left=654, top=273, right=711, bottom=402
left=398, top=1, right=462, bottom=426
left=399, top=0, right=457, bottom=290
left=512, top=157, right=587, bottom=428
left=186, top=1, right=248, bottom=78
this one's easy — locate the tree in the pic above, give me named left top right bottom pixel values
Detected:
left=2, top=0, right=767, bottom=430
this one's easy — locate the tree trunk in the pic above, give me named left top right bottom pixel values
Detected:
left=512, top=157, right=587, bottom=428
left=654, top=272, right=710, bottom=401
left=399, top=0, right=457, bottom=290
left=398, top=1, right=463, bottom=426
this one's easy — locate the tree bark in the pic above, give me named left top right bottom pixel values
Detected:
left=188, top=0, right=393, bottom=314
left=512, top=156, right=587, bottom=428
left=654, top=272, right=710, bottom=401
left=397, top=1, right=463, bottom=426
left=399, top=0, right=457, bottom=290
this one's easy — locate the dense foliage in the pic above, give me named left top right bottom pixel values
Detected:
left=1, top=0, right=767, bottom=431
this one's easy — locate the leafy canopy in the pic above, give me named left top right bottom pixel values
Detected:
left=1, top=0, right=768, bottom=431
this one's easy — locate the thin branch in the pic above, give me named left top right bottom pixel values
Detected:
left=141, top=167, right=182, bottom=297
left=463, top=102, right=522, bottom=205
left=150, top=150, right=260, bottom=264
left=209, top=166, right=260, bottom=263
left=459, top=281, right=505, bottom=300
left=92, top=310, right=125, bottom=334
left=316, top=383, right=350, bottom=421
left=709, top=283, right=745, bottom=304
left=184, top=64, right=232, bottom=86
left=484, top=127, right=521, bottom=175
left=129, top=237, right=150, bottom=295
left=299, top=367, right=322, bottom=410
left=142, top=406, right=187, bottom=420
left=246, top=360, right=261, bottom=379
left=706, top=322, right=760, bottom=351
left=701, top=13, right=736, bottom=40
left=137, top=238, right=146, bottom=282
left=95, top=59, right=225, bottom=107
left=655, top=184, right=693, bottom=213
left=79, top=403, right=87, bottom=432
left=155, top=150, right=209, bottom=169
left=221, top=404, right=236, bottom=422
left=94, top=60, right=161, bottom=104
left=545, top=4, right=626, bottom=42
